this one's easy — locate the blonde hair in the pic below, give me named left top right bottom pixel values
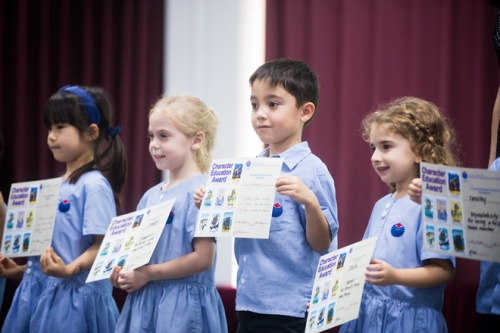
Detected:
left=149, top=95, right=218, bottom=173
left=362, top=96, right=459, bottom=191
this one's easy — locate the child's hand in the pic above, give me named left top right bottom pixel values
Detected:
left=193, top=185, right=206, bottom=209
left=114, top=266, right=150, bottom=293
left=109, top=266, right=122, bottom=288
left=40, top=247, right=71, bottom=278
left=275, top=176, right=315, bottom=206
left=0, top=254, right=23, bottom=278
left=365, top=258, right=396, bottom=286
left=408, top=178, right=422, bottom=204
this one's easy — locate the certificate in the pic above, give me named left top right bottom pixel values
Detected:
left=421, top=162, right=500, bottom=262
left=305, top=237, right=377, bottom=332
left=1, top=178, right=62, bottom=257
left=194, top=157, right=283, bottom=239
left=86, top=198, right=175, bottom=282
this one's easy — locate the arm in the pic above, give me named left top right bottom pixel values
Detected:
left=40, top=235, right=104, bottom=278
left=365, top=257, right=454, bottom=288
left=275, top=175, right=331, bottom=253
left=112, top=237, right=215, bottom=293
left=489, top=86, right=500, bottom=166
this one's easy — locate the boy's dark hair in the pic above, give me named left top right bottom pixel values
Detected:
left=249, top=58, right=319, bottom=126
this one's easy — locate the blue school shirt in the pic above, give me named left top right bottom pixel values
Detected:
left=476, top=157, right=500, bottom=315
left=340, top=195, right=454, bottom=333
left=234, top=141, right=339, bottom=318
left=2, top=171, right=118, bottom=333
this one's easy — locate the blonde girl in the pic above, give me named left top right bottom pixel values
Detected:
left=110, top=95, right=228, bottom=333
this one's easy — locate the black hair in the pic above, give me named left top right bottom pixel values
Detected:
left=249, top=58, right=320, bottom=126
left=43, top=86, right=127, bottom=206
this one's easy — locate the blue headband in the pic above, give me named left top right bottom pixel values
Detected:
left=58, top=85, right=101, bottom=125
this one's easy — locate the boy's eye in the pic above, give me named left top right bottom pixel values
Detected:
left=382, top=144, right=391, bottom=150
left=269, top=102, right=278, bottom=108
left=251, top=102, right=257, bottom=109
left=147, top=133, right=154, bottom=140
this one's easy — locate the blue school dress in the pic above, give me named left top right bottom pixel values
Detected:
left=2, top=171, right=118, bottom=333
left=340, top=194, right=453, bottom=333
left=115, top=175, right=228, bottom=333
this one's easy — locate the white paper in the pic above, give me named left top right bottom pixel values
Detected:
left=305, top=237, right=378, bottom=332
left=421, top=162, right=500, bottom=262
left=1, top=178, right=62, bottom=257
left=194, top=158, right=283, bottom=239
left=86, top=198, right=175, bottom=283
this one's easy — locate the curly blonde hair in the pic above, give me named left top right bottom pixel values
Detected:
left=149, top=95, right=218, bottom=173
left=362, top=96, right=459, bottom=191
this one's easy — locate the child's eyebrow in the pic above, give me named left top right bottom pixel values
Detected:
left=263, top=94, right=285, bottom=101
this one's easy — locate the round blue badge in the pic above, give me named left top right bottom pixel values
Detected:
left=272, top=203, right=283, bottom=217
left=58, top=199, right=71, bottom=212
left=391, top=223, right=405, bottom=237
left=166, top=211, right=174, bottom=224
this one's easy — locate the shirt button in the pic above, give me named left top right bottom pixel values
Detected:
left=381, top=211, right=387, bottom=217
left=27, top=260, right=33, bottom=267
left=241, top=278, right=245, bottom=284
left=243, top=256, right=247, bottom=262
left=26, top=268, right=32, bottom=275
left=159, top=194, right=164, bottom=200
left=385, top=203, right=391, bottom=209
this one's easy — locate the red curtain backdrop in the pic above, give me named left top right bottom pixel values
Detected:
left=0, top=0, right=164, bottom=324
left=265, top=1, right=498, bottom=332
left=0, top=0, right=163, bottom=213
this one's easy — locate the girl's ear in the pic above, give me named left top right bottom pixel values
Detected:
left=192, top=131, right=205, bottom=150
left=415, top=155, right=423, bottom=164
left=85, top=124, right=100, bottom=141
left=300, top=102, right=315, bottom=123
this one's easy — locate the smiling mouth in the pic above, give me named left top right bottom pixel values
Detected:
left=377, top=166, right=389, bottom=172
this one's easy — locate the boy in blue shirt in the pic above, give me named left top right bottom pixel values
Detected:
left=235, top=58, right=339, bottom=332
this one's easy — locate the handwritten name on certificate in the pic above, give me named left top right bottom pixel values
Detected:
left=1, top=178, right=62, bottom=257
left=86, top=199, right=175, bottom=283
left=305, top=237, right=377, bottom=333
left=421, top=162, right=500, bottom=262
left=194, top=158, right=283, bottom=239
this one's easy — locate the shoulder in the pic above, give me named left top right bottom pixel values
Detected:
left=78, top=170, right=111, bottom=191
left=490, top=157, right=500, bottom=171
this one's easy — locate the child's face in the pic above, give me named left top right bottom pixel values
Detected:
left=369, top=123, right=421, bottom=195
left=47, top=123, right=92, bottom=166
left=250, top=79, right=306, bottom=155
left=148, top=110, right=197, bottom=173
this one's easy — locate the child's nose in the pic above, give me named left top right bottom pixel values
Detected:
left=371, top=150, right=381, bottom=162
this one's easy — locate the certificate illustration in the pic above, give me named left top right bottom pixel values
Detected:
left=86, top=198, right=175, bottom=283
left=1, top=178, right=61, bottom=257
left=306, top=237, right=377, bottom=332
left=195, top=158, right=283, bottom=239
left=421, top=162, right=500, bottom=262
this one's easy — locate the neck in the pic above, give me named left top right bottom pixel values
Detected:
left=162, top=164, right=201, bottom=190
left=268, top=138, right=302, bottom=156
left=64, top=152, right=94, bottom=180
